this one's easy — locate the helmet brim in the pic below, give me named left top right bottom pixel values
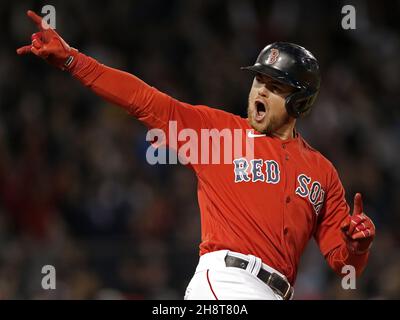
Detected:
left=241, top=64, right=304, bottom=90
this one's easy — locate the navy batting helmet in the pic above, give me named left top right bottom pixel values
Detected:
left=242, top=42, right=321, bottom=118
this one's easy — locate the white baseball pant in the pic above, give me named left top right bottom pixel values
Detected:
left=184, top=250, right=292, bottom=300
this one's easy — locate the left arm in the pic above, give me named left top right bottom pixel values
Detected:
left=314, top=167, right=375, bottom=277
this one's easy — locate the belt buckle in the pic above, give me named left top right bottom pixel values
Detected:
left=283, top=286, right=294, bottom=300
left=267, top=272, right=292, bottom=300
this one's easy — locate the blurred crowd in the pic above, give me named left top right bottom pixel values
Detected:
left=0, top=0, right=399, bottom=299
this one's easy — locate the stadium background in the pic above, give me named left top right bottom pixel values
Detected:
left=0, top=0, right=399, bottom=299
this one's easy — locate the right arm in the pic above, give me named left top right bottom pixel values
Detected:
left=68, top=52, right=208, bottom=132
left=16, top=10, right=221, bottom=133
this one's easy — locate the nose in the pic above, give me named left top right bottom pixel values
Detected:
left=258, top=84, right=270, bottom=98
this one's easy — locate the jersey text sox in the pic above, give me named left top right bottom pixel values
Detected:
left=233, top=158, right=325, bottom=215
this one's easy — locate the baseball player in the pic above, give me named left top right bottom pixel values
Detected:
left=17, top=10, right=375, bottom=300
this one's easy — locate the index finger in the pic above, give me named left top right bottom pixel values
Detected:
left=352, top=193, right=363, bottom=216
left=27, top=10, right=44, bottom=29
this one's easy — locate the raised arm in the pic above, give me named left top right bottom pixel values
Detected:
left=16, top=10, right=222, bottom=133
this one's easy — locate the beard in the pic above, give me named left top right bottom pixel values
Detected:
left=247, top=103, right=290, bottom=135
left=247, top=105, right=274, bottom=134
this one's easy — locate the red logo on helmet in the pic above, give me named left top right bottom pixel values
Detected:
left=266, top=48, right=280, bottom=64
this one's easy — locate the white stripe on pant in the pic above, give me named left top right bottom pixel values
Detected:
left=184, top=250, right=292, bottom=300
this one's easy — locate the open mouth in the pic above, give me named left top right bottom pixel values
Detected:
left=254, top=100, right=267, bottom=122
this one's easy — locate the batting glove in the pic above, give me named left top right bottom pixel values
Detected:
left=341, top=193, right=375, bottom=255
left=16, top=10, right=78, bottom=70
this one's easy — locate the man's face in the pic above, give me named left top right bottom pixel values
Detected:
left=247, top=74, right=295, bottom=134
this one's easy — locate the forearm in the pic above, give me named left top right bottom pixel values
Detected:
left=326, top=242, right=369, bottom=277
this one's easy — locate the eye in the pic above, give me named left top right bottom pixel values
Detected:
left=270, top=83, right=283, bottom=93
left=271, top=85, right=280, bottom=92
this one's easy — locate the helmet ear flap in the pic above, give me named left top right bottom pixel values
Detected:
left=285, top=89, right=318, bottom=118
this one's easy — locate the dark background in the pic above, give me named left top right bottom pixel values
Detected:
left=0, top=0, right=399, bottom=299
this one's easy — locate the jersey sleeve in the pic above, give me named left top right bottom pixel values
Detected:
left=314, top=165, right=350, bottom=256
left=69, top=52, right=229, bottom=137
left=314, top=164, right=369, bottom=277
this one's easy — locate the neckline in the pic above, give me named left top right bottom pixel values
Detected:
left=246, top=121, right=300, bottom=145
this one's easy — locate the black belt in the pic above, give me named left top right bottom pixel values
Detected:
left=224, top=254, right=293, bottom=300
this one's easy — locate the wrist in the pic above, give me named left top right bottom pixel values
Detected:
left=346, top=241, right=372, bottom=256
left=62, top=48, right=80, bottom=71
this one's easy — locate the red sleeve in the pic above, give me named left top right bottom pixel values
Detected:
left=67, top=52, right=240, bottom=168
left=68, top=52, right=225, bottom=134
left=314, top=165, right=369, bottom=277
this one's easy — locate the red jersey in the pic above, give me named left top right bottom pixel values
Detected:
left=69, top=53, right=369, bottom=284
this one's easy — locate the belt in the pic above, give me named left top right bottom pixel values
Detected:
left=224, top=254, right=293, bottom=300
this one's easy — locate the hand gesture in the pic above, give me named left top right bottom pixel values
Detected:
left=341, top=193, right=375, bottom=255
left=17, top=10, right=77, bottom=70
